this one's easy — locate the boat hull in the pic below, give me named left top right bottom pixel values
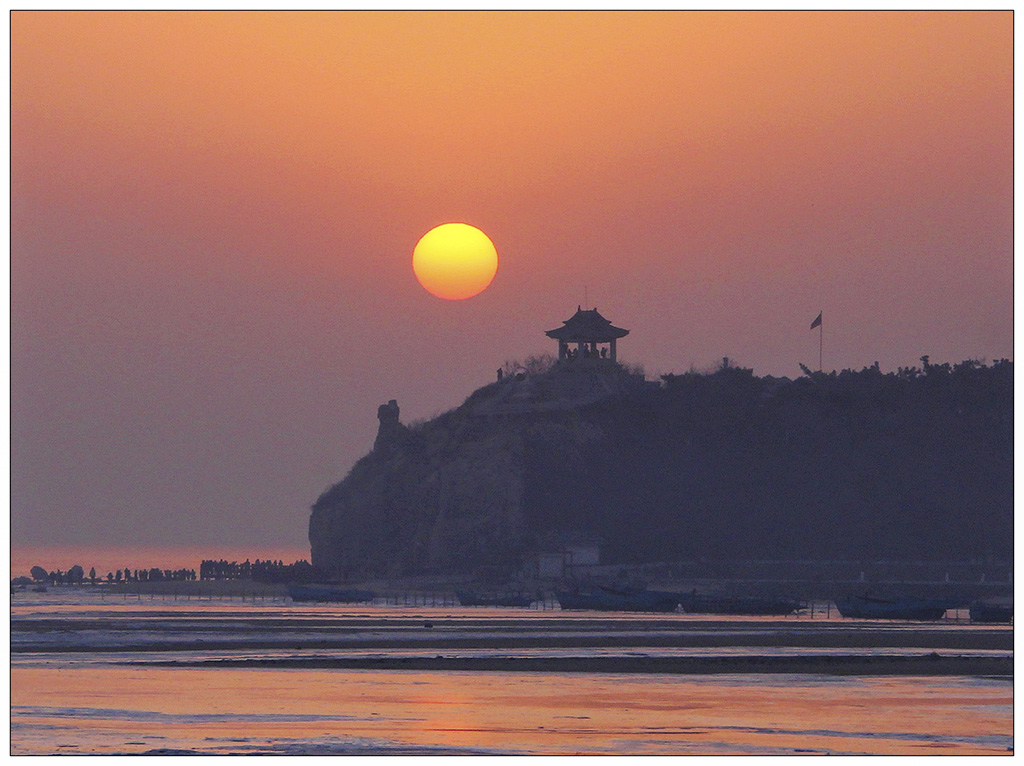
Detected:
left=557, top=588, right=679, bottom=613
left=456, top=591, right=534, bottom=607
left=678, top=595, right=802, bottom=616
left=835, top=596, right=949, bottom=621
left=287, top=584, right=374, bottom=603
left=969, top=602, right=1013, bottom=623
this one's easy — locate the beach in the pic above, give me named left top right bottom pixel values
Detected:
left=10, top=587, right=1013, bottom=754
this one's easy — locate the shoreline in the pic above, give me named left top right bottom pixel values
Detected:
left=15, top=579, right=1014, bottom=608
left=12, top=621, right=1013, bottom=654
left=137, top=653, right=1012, bottom=676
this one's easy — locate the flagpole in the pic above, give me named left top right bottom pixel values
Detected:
left=809, top=311, right=823, bottom=372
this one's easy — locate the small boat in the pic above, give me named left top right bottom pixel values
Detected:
left=287, top=584, right=374, bottom=603
left=834, top=595, right=950, bottom=621
left=556, top=586, right=679, bottom=613
left=677, top=593, right=803, bottom=616
left=969, top=601, right=1013, bottom=624
left=455, top=591, right=535, bottom=607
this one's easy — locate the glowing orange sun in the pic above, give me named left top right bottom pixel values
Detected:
left=413, top=223, right=498, bottom=300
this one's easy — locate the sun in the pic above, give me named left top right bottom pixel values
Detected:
left=413, top=223, right=498, bottom=300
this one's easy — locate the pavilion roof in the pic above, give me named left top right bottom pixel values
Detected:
left=545, top=307, right=629, bottom=342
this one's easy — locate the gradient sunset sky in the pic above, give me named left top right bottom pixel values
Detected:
left=12, top=11, right=1012, bottom=554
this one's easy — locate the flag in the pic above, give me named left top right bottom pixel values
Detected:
left=809, top=312, right=822, bottom=330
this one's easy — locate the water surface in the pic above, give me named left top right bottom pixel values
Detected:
left=10, top=589, right=1012, bottom=755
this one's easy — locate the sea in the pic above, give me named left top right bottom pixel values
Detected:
left=9, top=570, right=1014, bottom=756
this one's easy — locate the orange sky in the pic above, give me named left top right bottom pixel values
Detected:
left=11, top=11, right=1012, bottom=552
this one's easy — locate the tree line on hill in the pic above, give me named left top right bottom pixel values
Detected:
left=22, top=558, right=323, bottom=585
left=27, top=564, right=196, bottom=585
left=572, top=356, right=1012, bottom=564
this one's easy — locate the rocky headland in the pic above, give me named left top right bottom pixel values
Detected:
left=309, top=357, right=1012, bottom=579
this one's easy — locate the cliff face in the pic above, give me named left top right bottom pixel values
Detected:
left=309, top=359, right=1013, bottom=577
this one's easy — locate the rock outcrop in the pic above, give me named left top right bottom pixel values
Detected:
left=308, top=359, right=1013, bottom=578
left=373, top=399, right=407, bottom=452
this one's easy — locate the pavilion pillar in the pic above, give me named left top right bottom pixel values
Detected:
left=610, top=338, right=617, bottom=362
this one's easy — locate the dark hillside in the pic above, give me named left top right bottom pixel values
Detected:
left=309, top=359, right=1012, bottom=577
left=583, top=359, right=1011, bottom=563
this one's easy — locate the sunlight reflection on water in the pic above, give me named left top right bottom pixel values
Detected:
left=10, top=668, right=1013, bottom=755
left=10, top=593, right=1013, bottom=755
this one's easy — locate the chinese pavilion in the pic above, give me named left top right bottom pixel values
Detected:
left=545, top=307, right=629, bottom=363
